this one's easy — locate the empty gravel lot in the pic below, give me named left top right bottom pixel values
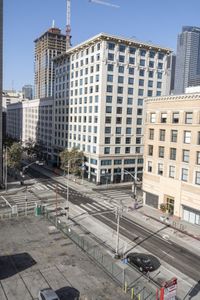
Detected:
left=0, top=216, right=129, bottom=300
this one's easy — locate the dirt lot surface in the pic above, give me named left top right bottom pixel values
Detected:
left=0, top=216, right=129, bottom=300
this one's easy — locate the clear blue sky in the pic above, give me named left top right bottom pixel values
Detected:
left=4, top=0, right=200, bottom=91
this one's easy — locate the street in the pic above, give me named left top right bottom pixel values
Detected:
left=1, top=166, right=200, bottom=299
left=21, top=167, right=200, bottom=281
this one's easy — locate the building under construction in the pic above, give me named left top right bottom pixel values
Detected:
left=34, top=26, right=66, bottom=99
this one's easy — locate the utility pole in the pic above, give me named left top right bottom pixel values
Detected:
left=114, top=203, right=123, bottom=259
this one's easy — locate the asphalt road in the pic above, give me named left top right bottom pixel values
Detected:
left=27, top=167, right=200, bottom=282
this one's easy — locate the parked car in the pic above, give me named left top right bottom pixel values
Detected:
left=38, top=288, right=60, bottom=300
left=126, top=252, right=160, bottom=272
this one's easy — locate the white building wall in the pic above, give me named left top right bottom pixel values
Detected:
left=53, top=33, right=172, bottom=184
left=6, top=99, right=53, bottom=158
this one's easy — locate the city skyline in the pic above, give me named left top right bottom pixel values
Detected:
left=4, top=0, right=200, bottom=91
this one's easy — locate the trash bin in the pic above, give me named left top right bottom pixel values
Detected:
left=35, top=205, right=41, bottom=216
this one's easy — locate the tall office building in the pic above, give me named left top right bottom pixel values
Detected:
left=174, top=26, right=200, bottom=94
left=22, top=84, right=33, bottom=100
left=143, top=92, right=200, bottom=225
left=0, top=0, right=3, bottom=186
left=52, top=33, right=172, bottom=184
left=34, top=26, right=66, bottom=99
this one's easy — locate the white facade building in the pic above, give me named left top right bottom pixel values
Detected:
left=2, top=90, right=23, bottom=111
left=53, top=33, right=172, bottom=184
left=6, top=99, right=53, bottom=160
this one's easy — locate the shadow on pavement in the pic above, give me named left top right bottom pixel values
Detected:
left=0, top=252, right=36, bottom=280
left=188, top=280, right=200, bottom=299
left=56, top=286, right=80, bottom=300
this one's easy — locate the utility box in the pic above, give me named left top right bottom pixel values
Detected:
left=35, top=204, right=41, bottom=216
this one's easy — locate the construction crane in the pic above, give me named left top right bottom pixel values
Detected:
left=89, top=0, right=120, bottom=9
left=66, top=0, right=71, bottom=50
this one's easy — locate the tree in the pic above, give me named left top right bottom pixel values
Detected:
left=60, top=147, right=84, bottom=176
left=23, top=139, right=45, bottom=160
left=7, top=142, right=23, bottom=170
left=3, top=136, right=18, bottom=148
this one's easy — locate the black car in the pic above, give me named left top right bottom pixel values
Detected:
left=126, top=252, right=160, bottom=272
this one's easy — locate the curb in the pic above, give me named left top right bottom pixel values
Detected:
left=142, top=213, right=200, bottom=241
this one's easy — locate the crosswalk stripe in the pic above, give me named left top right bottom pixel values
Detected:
left=102, top=201, right=115, bottom=209
left=92, top=202, right=114, bottom=210
left=86, top=203, right=101, bottom=211
left=46, top=184, right=55, bottom=190
left=35, top=185, right=43, bottom=191
left=37, top=184, right=49, bottom=190
left=80, top=203, right=95, bottom=212
left=57, top=183, right=66, bottom=189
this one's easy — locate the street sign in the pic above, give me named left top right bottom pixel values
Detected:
left=160, top=277, right=177, bottom=300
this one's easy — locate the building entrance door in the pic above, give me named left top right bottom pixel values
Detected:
left=165, top=196, right=174, bottom=215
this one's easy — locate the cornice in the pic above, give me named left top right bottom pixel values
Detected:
left=145, top=93, right=200, bottom=103
left=53, top=32, right=172, bottom=62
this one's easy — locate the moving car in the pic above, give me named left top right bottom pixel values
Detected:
left=38, top=288, right=60, bottom=300
left=126, top=252, right=160, bottom=272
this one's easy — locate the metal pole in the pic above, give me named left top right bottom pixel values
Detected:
left=25, top=186, right=28, bottom=216
left=66, top=163, right=70, bottom=219
left=55, top=184, right=58, bottom=217
left=115, top=207, right=120, bottom=258
left=5, top=147, right=8, bottom=192
left=81, top=158, right=84, bottom=185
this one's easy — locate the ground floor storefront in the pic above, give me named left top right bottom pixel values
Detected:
left=182, top=206, right=200, bottom=226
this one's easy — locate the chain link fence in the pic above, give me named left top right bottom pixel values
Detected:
left=45, top=211, right=159, bottom=300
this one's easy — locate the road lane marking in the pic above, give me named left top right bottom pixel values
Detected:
left=162, top=250, right=175, bottom=259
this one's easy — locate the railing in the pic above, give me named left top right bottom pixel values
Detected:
left=45, top=210, right=158, bottom=300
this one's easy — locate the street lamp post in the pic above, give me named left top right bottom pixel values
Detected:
left=123, top=169, right=139, bottom=200
left=20, top=160, right=44, bottom=185
left=65, top=156, right=84, bottom=219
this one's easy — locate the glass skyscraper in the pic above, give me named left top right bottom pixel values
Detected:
left=174, top=26, right=200, bottom=94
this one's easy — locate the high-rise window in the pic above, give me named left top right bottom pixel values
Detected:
left=169, top=166, right=175, bottom=178
left=148, top=161, right=152, bottom=172
left=158, top=146, right=164, bottom=158
left=108, top=42, right=115, bottom=50
left=115, top=147, right=121, bottom=154
left=105, top=137, right=111, bottom=144
left=172, top=112, right=179, bottom=123
left=171, top=130, right=178, bottom=142
left=195, top=171, right=200, bottom=185
left=104, top=147, right=110, bottom=154
left=185, top=112, right=193, bottom=124
left=161, top=113, right=167, bottom=123
left=107, top=64, right=114, bottom=71
left=149, top=129, right=154, bottom=140
left=196, top=151, right=200, bottom=165
left=170, top=148, right=176, bottom=160
left=181, top=168, right=188, bottom=182
left=159, top=129, right=165, bottom=141
left=148, top=145, right=153, bottom=156
left=182, top=150, right=190, bottom=163
left=125, top=147, right=130, bottom=153
left=158, top=163, right=163, bottom=175
left=115, top=137, right=121, bottom=144
left=150, top=113, right=156, bottom=123
left=184, top=131, right=191, bottom=144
